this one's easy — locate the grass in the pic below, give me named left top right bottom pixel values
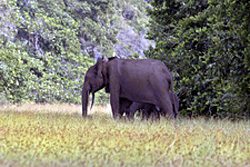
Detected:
left=0, top=104, right=250, bottom=167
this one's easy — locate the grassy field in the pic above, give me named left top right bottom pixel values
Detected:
left=0, top=104, right=250, bottom=167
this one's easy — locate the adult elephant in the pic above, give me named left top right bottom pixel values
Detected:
left=82, top=57, right=175, bottom=119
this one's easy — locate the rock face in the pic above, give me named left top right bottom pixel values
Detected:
left=0, top=0, right=154, bottom=59
left=0, top=1, right=17, bottom=43
left=0, top=0, right=155, bottom=103
left=78, top=3, right=155, bottom=59
left=115, top=27, right=154, bottom=58
left=122, top=7, right=135, bottom=20
left=113, top=4, right=155, bottom=58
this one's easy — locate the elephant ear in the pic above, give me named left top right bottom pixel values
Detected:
left=95, top=58, right=103, bottom=77
left=96, top=57, right=108, bottom=77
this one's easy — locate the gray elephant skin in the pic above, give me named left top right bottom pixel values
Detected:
left=82, top=57, right=175, bottom=119
left=120, top=92, right=179, bottom=120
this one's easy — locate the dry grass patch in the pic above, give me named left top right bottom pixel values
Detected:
left=0, top=103, right=112, bottom=115
left=0, top=104, right=250, bottom=167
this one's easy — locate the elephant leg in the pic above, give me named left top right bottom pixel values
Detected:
left=110, top=95, right=119, bottom=119
left=150, top=107, right=160, bottom=121
left=127, top=109, right=135, bottom=120
left=109, top=76, right=121, bottom=119
left=110, top=89, right=121, bottom=119
left=128, top=102, right=143, bottom=120
left=142, top=106, right=151, bottom=120
left=170, top=93, right=179, bottom=118
left=119, top=98, right=132, bottom=119
left=119, top=99, right=125, bottom=118
left=159, top=93, right=174, bottom=119
left=142, top=110, right=150, bottom=120
left=143, top=104, right=159, bottom=121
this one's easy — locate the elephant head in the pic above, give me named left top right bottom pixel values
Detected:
left=81, top=57, right=109, bottom=117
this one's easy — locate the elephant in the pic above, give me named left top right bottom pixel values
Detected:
left=116, top=98, right=158, bottom=120
left=118, top=98, right=133, bottom=118
left=127, top=102, right=160, bottom=120
left=120, top=92, right=179, bottom=120
left=117, top=98, right=158, bottom=120
left=82, top=57, right=175, bottom=119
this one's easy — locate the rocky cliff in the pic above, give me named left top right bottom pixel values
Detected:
left=0, top=0, right=154, bottom=103
left=0, top=0, right=154, bottom=59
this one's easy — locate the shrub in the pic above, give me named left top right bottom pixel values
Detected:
left=146, top=0, right=250, bottom=118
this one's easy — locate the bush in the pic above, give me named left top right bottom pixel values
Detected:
left=0, top=0, right=149, bottom=105
left=146, top=0, right=250, bottom=118
left=0, top=41, right=93, bottom=103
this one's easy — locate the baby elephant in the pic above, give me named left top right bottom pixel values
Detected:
left=126, top=102, right=160, bottom=120
left=120, top=92, right=179, bottom=120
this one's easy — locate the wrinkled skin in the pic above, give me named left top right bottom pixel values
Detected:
left=82, top=57, right=176, bottom=119
left=120, top=92, right=179, bottom=120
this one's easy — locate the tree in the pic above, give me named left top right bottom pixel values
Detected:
left=146, top=0, right=250, bottom=118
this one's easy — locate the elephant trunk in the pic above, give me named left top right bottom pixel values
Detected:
left=82, top=82, right=90, bottom=117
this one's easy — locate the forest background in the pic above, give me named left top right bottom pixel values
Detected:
left=0, top=0, right=249, bottom=119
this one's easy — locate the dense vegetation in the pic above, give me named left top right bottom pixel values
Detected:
left=0, top=0, right=149, bottom=104
left=1, top=0, right=249, bottom=119
left=146, top=0, right=250, bottom=118
left=0, top=105, right=249, bottom=166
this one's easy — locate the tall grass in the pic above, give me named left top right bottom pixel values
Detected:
left=0, top=104, right=249, bottom=166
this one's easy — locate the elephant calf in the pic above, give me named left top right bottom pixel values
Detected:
left=120, top=92, right=179, bottom=120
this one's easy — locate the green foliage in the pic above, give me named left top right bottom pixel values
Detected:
left=146, top=0, right=250, bottom=118
left=0, top=0, right=149, bottom=104
left=0, top=41, right=92, bottom=103
left=0, top=109, right=250, bottom=166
